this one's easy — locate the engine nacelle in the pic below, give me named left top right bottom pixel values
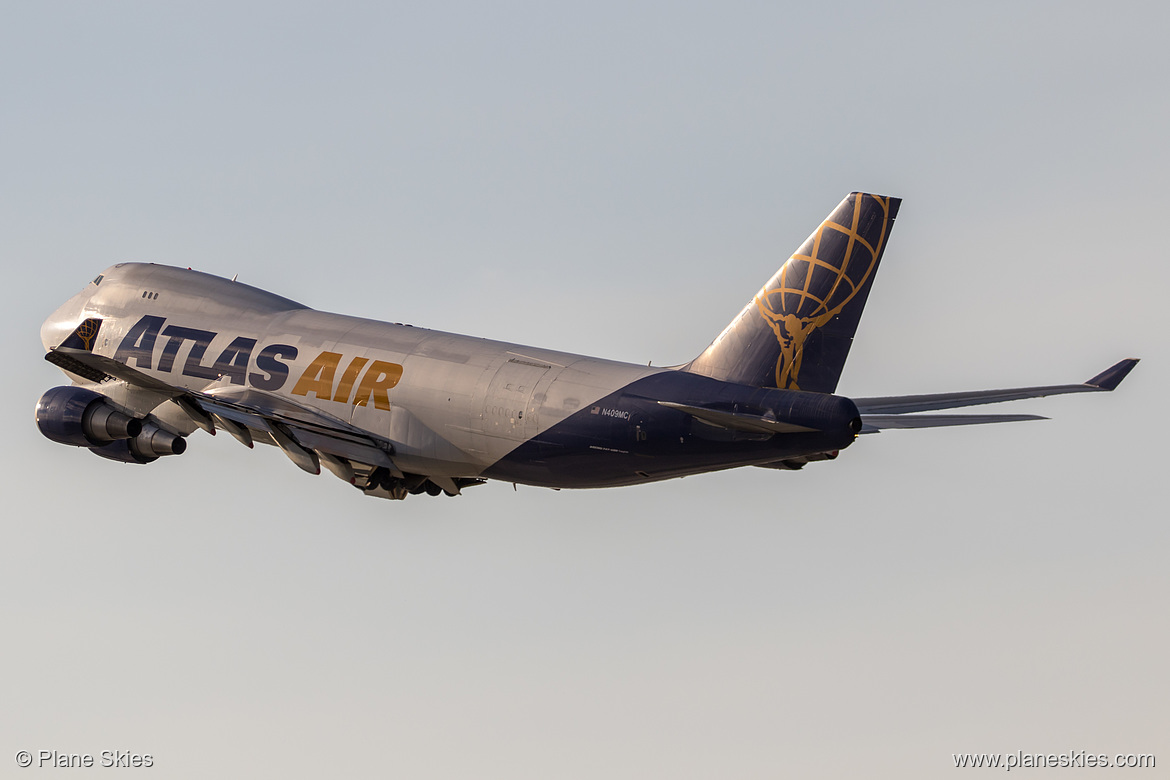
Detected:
left=90, top=423, right=187, bottom=464
left=35, top=386, right=142, bottom=447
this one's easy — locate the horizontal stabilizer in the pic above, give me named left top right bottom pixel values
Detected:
left=860, top=413, right=1047, bottom=433
left=657, top=401, right=820, bottom=434
left=854, top=359, right=1139, bottom=415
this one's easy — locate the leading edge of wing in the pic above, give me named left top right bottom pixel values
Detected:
left=852, top=358, right=1139, bottom=415
left=47, top=344, right=401, bottom=476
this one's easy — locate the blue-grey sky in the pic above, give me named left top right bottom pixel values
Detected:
left=3, top=2, right=1167, bottom=778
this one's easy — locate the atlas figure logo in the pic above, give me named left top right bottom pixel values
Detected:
left=755, top=193, right=892, bottom=390
left=35, top=192, right=1138, bottom=500
left=113, top=315, right=403, bottom=410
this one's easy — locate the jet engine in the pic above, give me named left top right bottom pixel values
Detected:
left=89, top=423, right=187, bottom=464
left=35, top=386, right=142, bottom=447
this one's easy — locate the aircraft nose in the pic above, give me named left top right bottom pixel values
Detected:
left=41, top=291, right=90, bottom=351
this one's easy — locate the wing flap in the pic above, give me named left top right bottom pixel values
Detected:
left=48, top=344, right=405, bottom=477
left=186, top=391, right=403, bottom=476
left=209, top=412, right=254, bottom=448
left=264, top=419, right=321, bottom=474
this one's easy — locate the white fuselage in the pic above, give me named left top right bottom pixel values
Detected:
left=43, top=263, right=666, bottom=478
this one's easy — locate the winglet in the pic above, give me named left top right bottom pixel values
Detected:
left=1085, top=358, right=1139, bottom=391
left=59, top=318, right=103, bottom=351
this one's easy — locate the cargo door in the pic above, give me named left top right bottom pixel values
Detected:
left=481, top=357, right=552, bottom=443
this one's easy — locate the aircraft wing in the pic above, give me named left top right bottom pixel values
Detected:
left=46, top=344, right=404, bottom=482
left=853, top=358, right=1137, bottom=432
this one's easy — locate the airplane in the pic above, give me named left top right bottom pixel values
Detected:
left=36, top=192, right=1138, bottom=500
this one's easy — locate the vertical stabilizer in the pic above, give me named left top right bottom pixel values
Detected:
left=685, top=192, right=900, bottom=392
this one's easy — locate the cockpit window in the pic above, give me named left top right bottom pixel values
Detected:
left=92, top=274, right=104, bottom=286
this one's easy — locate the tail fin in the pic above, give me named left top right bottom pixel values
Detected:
left=685, top=192, right=900, bottom=393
